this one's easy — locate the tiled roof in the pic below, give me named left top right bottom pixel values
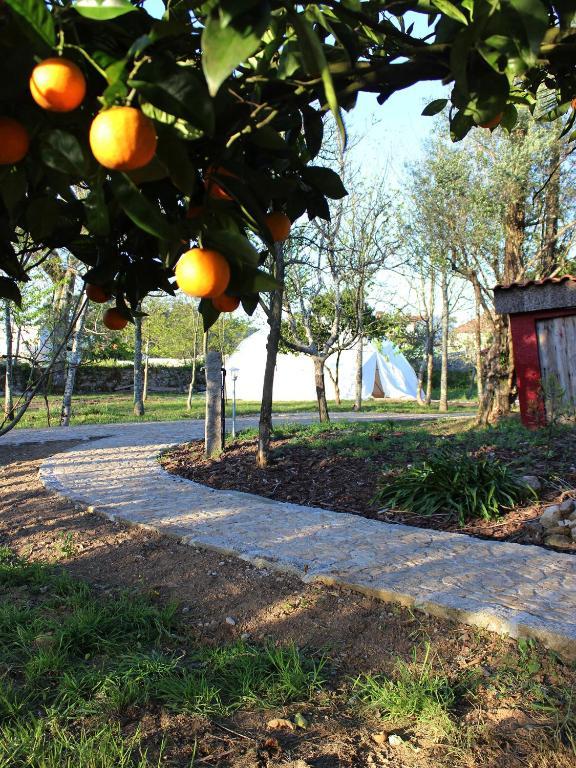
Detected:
left=494, top=275, right=576, bottom=291
left=454, top=315, right=491, bottom=334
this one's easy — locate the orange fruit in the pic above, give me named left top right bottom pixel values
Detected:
left=571, top=98, right=576, bottom=110
left=103, top=308, right=128, bottom=330
left=30, top=58, right=86, bottom=112
left=0, top=118, right=30, bottom=164
left=212, top=294, right=240, bottom=313
left=175, top=247, right=230, bottom=299
left=204, top=165, right=235, bottom=201
left=479, top=113, right=503, bottom=130
left=187, top=204, right=205, bottom=219
left=89, top=107, right=157, bottom=171
left=265, top=211, right=291, bottom=243
left=85, top=284, right=110, bottom=303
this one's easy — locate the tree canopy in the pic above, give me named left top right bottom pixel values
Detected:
left=2, top=0, right=575, bottom=331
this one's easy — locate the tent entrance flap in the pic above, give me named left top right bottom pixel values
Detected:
left=372, top=364, right=385, bottom=398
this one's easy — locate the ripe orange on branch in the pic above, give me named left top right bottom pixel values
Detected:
left=89, top=107, right=157, bottom=171
left=29, top=58, right=86, bottom=112
left=212, top=294, right=240, bottom=312
left=479, top=113, right=503, bottom=130
left=204, top=166, right=235, bottom=201
left=0, top=118, right=30, bottom=164
left=265, top=211, right=291, bottom=242
left=85, top=284, right=110, bottom=303
left=175, top=248, right=230, bottom=299
left=103, top=308, right=128, bottom=330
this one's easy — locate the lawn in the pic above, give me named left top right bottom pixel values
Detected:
left=10, top=390, right=476, bottom=430
left=0, top=545, right=574, bottom=767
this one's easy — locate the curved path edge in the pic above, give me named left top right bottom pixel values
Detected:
left=20, top=418, right=576, bottom=660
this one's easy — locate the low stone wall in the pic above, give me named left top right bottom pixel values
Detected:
left=0, top=362, right=205, bottom=394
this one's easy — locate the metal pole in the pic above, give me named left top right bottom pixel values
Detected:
left=232, top=377, right=236, bottom=438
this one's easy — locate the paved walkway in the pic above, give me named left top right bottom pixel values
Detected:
left=5, top=417, right=576, bottom=658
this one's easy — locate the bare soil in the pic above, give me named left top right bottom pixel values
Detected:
left=1, top=441, right=575, bottom=767
left=161, top=437, right=573, bottom=550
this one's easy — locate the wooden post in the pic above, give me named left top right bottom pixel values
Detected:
left=205, top=349, right=223, bottom=458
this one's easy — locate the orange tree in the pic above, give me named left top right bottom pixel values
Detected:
left=1, top=0, right=575, bottom=332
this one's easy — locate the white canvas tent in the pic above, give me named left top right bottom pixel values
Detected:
left=225, top=329, right=419, bottom=402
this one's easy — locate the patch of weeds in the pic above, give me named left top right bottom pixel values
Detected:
left=55, top=532, right=78, bottom=560
left=352, top=646, right=460, bottom=741
left=374, top=449, right=535, bottom=526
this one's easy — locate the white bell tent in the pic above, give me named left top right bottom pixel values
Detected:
left=226, top=329, right=419, bottom=402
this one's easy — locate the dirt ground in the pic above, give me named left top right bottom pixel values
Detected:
left=1, top=441, right=575, bottom=768
left=161, top=438, right=572, bottom=549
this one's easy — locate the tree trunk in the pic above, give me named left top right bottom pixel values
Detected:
left=257, top=243, right=284, bottom=468
left=204, top=349, right=223, bottom=458
left=353, top=337, right=363, bottom=411
left=326, top=351, right=341, bottom=405
left=133, top=312, right=145, bottom=416
left=3, top=302, right=14, bottom=422
left=439, top=265, right=449, bottom=412
left=425, top=273, right=435, bottom=406
left=540, top=140, right=561, bottom=277
left=187, top=310, right=200, bottom=411
left=416, top=357, right=426, bottom=405
left=473, top=280, right=484, bottom=401
left=50, top=265, right=76, bottom=391
left=143, top=337, right=150, bottom=402
left=60, top=300, right=88, bottom=427
left=314, top=356, right=330, bottom=422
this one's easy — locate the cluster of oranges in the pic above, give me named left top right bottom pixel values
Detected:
left=0, top=56, right=292, bottom=323
left=85, top=284, right=128, bottom=330
left=0, top=57, right=157, bottom=171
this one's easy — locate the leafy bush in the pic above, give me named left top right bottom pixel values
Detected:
left=374, top=450, right=535, bottom=526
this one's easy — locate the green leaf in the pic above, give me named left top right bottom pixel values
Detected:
left=155, top=130, right=198, bottom=196
left=0, top=277, right=22, bottom=306
left=40, top=130, right=88, bottom=177
left=204, top=230, right=260, bottom=268
left=431, top=0, right=468, bottom=24
left=1, top=168, right=27, bottom=219
left=110, top=174, right=174, bottom=241
left=4, top=0, right=55, bottom=49
left=509, top=0, right=549, bottom=59
left=199, top=297, right=221, bottom=331
left=302, top=166, right=347, bottom=199
left=73, top=0, right=136, bottom=21
left=84, top=187, right=110, bottom=236
left=130, top=61, right=214, bottom=135
left=422, top=98, right=448, bottom=116
left=292, top=12, right=346, bottom=145
left=201, top=8, right=269, bottom=97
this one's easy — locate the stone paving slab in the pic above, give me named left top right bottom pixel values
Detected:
left=7, top=418, right=575, bottom=658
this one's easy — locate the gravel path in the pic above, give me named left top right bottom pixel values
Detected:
left=5, top=415, right=576, bottom=659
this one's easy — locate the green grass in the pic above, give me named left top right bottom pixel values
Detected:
left=0, top=547, right=327, bottom=767
left=10, top=390, right=476, bottom=430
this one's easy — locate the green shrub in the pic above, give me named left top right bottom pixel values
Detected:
left=374, top=449, right=535, bottom=526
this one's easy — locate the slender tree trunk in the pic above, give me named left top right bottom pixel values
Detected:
left=187, top=311, right=200, bottom=410
left=257, top=244, right=284, bottom=468
left=51, top=266, right=76, bottom=391
left=425, top=273, right=435, bottom=406
left=133, top=312, right=145, bottom=417
left=353, top=337, right=363, bottom=411
left=353, top=283, right=365, bottom=411
left=143, top=337, right=150, bottom=402
left=326, top=351, right=341, bottom=405
left=3, top=302, right=14, bottom=422
left=541, top=140, right=561, bottom=276
left=472, top=280, right=484, bottom=401
left=416, top=357, right=426, bottom=405
left=439, top=265, right=449, bottom=412
left=60, top=300, right=88, bottom=427
left=314, top=356, right=330, bottom=422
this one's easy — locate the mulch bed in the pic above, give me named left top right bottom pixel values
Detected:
left=162, top=437, right=573, bottom=550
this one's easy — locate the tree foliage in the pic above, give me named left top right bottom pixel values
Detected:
left=1, top=0, right=575, bottom=331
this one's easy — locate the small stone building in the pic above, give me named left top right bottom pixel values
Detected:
left=493, top=275, right=576, bottom=427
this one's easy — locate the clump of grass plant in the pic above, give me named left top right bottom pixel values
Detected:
left=374, top=449, right=535, bottom=526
